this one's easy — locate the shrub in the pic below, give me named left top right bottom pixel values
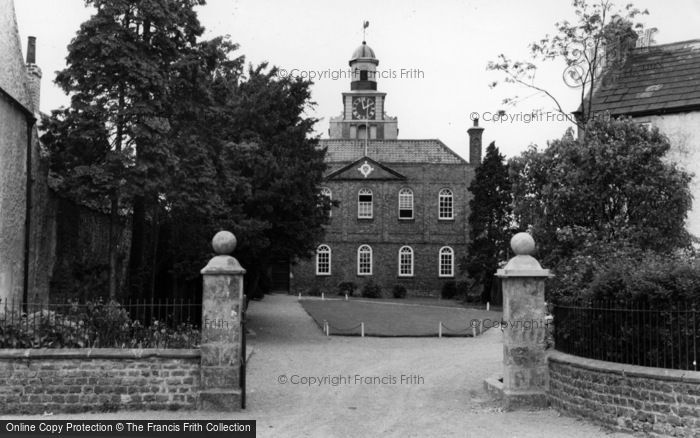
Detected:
left=392, top=284, right=407, bottom=299
left=441, top=281, right=457, bottom=299
left=307, top=286, right=322, bottom=297
left=0, top=300, right=200, bottom=349
left=336, top=281, right=357, bottom=297
left=361, top=280, right=383, bottom=299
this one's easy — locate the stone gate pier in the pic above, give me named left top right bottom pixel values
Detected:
left=492, top=232, right=552, bottom=410
left=198, top=231, right=246, bottom=411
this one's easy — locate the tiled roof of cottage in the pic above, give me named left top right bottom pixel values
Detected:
left=0, top=0, right=33, bottom=113
left=581, top=39, right=700, bottom=117
left=320, top=139, right=467, bottom=165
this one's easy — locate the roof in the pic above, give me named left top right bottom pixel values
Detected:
left=320, top=139, right=467, bottom=165
left=0, top=0, right=33, bottom=113
left=350, top=41, right=377, bottom=61
left=582, top=39, right=700, bottom=117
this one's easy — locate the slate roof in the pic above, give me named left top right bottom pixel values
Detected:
left=581, top=39, right=700, bottom=117
left=0, top=0, right=33, bottom=113
left=320, top=139, right=467, bottom=165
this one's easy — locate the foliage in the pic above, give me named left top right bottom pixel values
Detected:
left=307, top=286, right=322, bottom=297
left=392, top=285, right=407, bottom=299
left=0, top=300, right=200, bottom=349
left=361, top=280, right=383, bottom=299
left=441, top=281, right=457, bottom=300
left=42, top=3, right=330, bottom=300
left=462, top=142, right=513, bottom=302
left=41, top=0, right=207, bottom=299
left=487, top=0, right=648, bottom=128
left=456, top=280, right=480, bottom=303
left=336, top=281, right=357, bottom=297
left=510, top=117, right=692, bottom=273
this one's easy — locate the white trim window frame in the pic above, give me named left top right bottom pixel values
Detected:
left=358, top=188, right=373, bottom=219
left=357, top=245, right=373, bottom=275
left=438, top=188, right=454, bottom=220
left=398, top=246, right=414, bottom=277
left=398, top=188, right=414, bottom=220
left=439, top=246, right=454, bottom=277
left=316, top=244, right=331, bottom=276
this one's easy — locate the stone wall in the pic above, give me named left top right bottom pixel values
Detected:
left=0, top=349, right=200, bottom=414
left=548, top=351, right=700, bottom=437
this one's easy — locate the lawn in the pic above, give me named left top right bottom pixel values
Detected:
left=300, top=299, right=502, bottom=337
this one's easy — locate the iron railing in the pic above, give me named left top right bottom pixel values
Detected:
left=0, top=298, right=202, bottom=349
left=552, top=301, right=699, bottom=371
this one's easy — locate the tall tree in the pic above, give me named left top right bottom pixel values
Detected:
left=509, top=117, right=692, bottom=268
left=488, top=0, right=648, bottom=130
left=42, top=0, right=205, bottom=299
left=161, top=41, right=330, bottom=299
left=462, top=142, right=513, bottom=302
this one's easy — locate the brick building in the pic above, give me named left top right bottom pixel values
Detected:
left=289, top=40, right=483, bottom=296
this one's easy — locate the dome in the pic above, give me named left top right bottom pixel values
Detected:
left=350, top=41, right=377, bottom=62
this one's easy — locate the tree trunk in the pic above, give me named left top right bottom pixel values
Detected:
left=129, top=195, right=146, bottom=298
left=108, top=194, right=119, bottom=300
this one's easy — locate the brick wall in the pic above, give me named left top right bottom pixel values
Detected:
left=0, top=349, right=200, bottom=414
left=291, top=162, right=471, bottom=296
left=548, top=351, right=700, bottom=437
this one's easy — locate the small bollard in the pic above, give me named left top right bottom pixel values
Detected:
left=361, top=322, right=365, bottom=337
left=486, top=302, right=490, bottom=311
left=472, top=326, right=477, bottom=337
left=298, top=292, right=301, bottom=300
left=345, top=294, right=348, bottom=301
left=438, top=321, right=442, bottom=338
left=322, top=292, right=325, bottom=300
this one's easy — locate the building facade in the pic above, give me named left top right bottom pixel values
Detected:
left=290, top=40, right=482, bottom=296
left=577, top=39, right=700, bottom=237
left=0, top=0, right=40, bottom=304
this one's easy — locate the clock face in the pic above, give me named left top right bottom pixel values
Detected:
left=352, top=96, right=376, bottom=120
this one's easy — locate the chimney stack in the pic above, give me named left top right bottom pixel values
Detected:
left=25, top=36, right=42, bottom=114
left=468, top=118, right=484, bottom=165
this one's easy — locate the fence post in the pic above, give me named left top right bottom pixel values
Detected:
left=495, top=232, right=552, bottom=411
left=198, top=231, right=246, bottom=411
left=438, top=322, right=442, bottom=338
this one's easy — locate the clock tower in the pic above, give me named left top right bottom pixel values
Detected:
left=328, top=40, right=398, bottom=140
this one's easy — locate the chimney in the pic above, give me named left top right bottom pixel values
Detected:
left=25, top=36, right=42, bottom=114
left=468, top=118, right=484, bottom=165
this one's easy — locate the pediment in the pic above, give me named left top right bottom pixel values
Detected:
left=326, top=157, right=406, bottom=181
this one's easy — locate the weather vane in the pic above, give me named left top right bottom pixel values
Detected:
left=363, top=20, right=369, bottom=42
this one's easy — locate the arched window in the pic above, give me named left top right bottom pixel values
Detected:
left=398, top=188, right=414, bottom=220
left=398, top=246, right=414, bottom=277
left=357, top=245, right=372, bottom=275
left=316, top=245, right=331, bottom=275
left=358, top=189, right=373, bottom=219
left=320, top=187, right=332, bottom=217
left=439, top=246, right=454, bottom=277
left=438, top=188, right=454, bottom=220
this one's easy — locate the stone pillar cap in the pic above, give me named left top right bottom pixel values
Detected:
left=201, top=231, right=246, bottom=275
left=496, top=232, right=552, bottom=278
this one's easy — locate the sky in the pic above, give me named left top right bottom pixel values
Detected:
left=13, top=0, right=700, bottom=160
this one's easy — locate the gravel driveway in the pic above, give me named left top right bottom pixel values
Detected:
left=3, top=294, right=630, bottom=437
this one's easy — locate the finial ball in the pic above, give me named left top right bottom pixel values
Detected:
left=212, top=231, right=236, bottom=255
left=511, top=232, right=535, bottom=256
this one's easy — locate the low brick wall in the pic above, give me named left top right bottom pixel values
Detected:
left=0, top=349, right=200, bottom=414
left=548, top=351, right=700, bottom=437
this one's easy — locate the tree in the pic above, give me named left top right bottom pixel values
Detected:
left=488, top=0, right=648, bottom=130
left=161, top=40, right=330, bottom=299
left=509, top=117, right=692, bottom=269
left=462, top=142, right=513, bottom=303
left=42, top=0, right=206, bottom=299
